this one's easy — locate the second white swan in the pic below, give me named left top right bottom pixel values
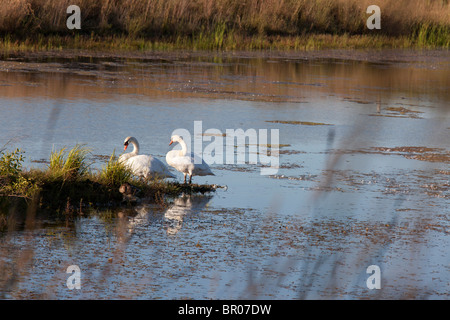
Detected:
left=166, top=135, right=214, bottom=184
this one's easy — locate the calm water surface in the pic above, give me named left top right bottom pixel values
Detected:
left=0, top=50, right=449, bottom=299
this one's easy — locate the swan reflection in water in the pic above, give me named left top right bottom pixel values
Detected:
left=124, top=193, right=214, bottom=235
left=164, top=193, right=214, bottom=235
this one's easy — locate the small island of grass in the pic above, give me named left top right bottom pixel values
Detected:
left=0, top=144, right=218, bottom=214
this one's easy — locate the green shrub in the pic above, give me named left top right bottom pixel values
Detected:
left=0, top=148, right=24, bottom=177
left=0, top=148, right=37, bottom=197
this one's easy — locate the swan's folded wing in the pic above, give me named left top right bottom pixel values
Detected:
left=124, top=155, right=150, bottom=178
left=189, top=153, right=214, bottom=176
left=118, top=152, right=134, bottom=164
left=169, top=155, right=196, bottom=170
left=148, top=157, right=176, bottom=178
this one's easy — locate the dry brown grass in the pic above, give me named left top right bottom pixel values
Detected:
left=0, top=0, right=448, bottom=35
left=0, top=0, right=449, bottom=49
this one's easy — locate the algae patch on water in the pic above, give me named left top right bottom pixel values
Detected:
left=373, top=146, right=450, bottom=163
left=369, top=106, right=424, bottom=119
left=334, top=146, right=450, bottom=164
left=266, top=120, right=332, bottom=126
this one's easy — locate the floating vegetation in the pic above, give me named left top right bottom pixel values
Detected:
left=384, top=107, right=423, bottom=114
left=374, top=146, right=440, bottom=153
left=245, top=143, right=291, bottom=150
left=266, top=120, right=332, bottom=126
left=343, top=97, right=373, bottom=104
left=200, top=132, right=227, bottom=137
left=269, top=174, right=318, bottom=181
left=373, top=146, right=450, bottom=163
left=369, top=106, right=424, bottom=119
left=279, top=149, right=307, bottom=155
left=333, top=146, right=450, bottom=164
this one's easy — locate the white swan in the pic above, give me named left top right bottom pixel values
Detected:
left=166, top=135, right=214, bottom=184
left=118, top=136, right=175, bottom=180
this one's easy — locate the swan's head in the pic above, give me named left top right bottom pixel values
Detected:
left=169, top=135, right=183, bottom=146
left=123, top=136, right=136, bottom=151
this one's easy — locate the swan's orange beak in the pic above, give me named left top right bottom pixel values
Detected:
left=169, top=140, right=173, bottom=146
left=124, top=145, right=128, bottom=151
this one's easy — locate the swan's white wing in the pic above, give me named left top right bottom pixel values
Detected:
left=189, top=153, right=214, bottom=176
left=147, top=156, right=176, bottom=178
left=166, top=152, right=195, bottom=174
left=118, top=152, right=134, bottom=164
left=166, top=151, right=214, bottom=176
left=124, top=155, right=150, bottom=178
left=125, top=155, right=175, bottom=179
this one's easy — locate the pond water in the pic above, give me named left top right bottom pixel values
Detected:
left=0, top=49, right=449, bottom=299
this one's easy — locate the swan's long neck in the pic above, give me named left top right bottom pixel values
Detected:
left=130, top=139, right=140, bottom=155
left=179, top=139, right=188, bottom=156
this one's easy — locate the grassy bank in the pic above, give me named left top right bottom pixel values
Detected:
left=0, top=0, right=448, bottom=51
left=0, top=145, right=216, bottom=214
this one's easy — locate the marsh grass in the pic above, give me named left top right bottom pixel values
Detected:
left=413, top=23, right=450, bottom=48
left=0, top=0, right=448, bottom=50
left=48, top=144, right=92, bottom=181
left=99, top=150, right=133, bottom=187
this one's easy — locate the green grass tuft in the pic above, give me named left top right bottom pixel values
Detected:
left=99, top=150, right=133, bottom=187
left=48, top=144, right=92, bottom=181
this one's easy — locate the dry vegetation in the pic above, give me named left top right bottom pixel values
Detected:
left=0, top=0, right=448, bottom=50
